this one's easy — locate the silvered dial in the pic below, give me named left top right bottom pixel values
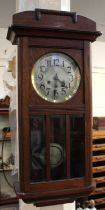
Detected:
left=31, top=52, right=81, bottom=103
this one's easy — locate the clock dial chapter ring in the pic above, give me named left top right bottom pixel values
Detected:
left=31, top=52, right=81, bottom=103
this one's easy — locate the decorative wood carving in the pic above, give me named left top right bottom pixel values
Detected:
left=0, top=96, right=10, bottom=108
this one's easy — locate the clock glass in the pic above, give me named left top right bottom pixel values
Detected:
left=30, top=114, right=66, bottom=182
left=31, top=52, right=81, bottom=103
left=30, top=113, right=85, bottom=182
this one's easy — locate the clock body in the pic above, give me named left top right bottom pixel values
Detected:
left=7, top=9, right=101, bottom=206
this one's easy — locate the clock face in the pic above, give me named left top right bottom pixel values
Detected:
left=31, top=52, right=81, bottom=103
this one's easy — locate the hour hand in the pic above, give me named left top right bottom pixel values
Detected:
left=54, top=74, right=65, bottom=86
left=61, top=81, right=65, bottom=87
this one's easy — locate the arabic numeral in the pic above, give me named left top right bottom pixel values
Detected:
left=67, top=66, right=72, bottom=73
left=40, top=66, right=46, bottom=73
left=47, top=60, right=51, bottom=67
left=38, top=73, right=43, bottom=81
left=61, top=88, right=66, bottom=95
left=40, top=83, right=45, bottom=89
left=46, top=88, right=50, bottom=96
left=54, top=59, right=59, bottom=66
left=54, top=89, right=59, bottom=98
left=70, top=75, right=73, bottom=82
left=62, top=61, right=65, bottom=67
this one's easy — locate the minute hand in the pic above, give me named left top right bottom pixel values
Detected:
left=53, top=74, right=65, bottom=87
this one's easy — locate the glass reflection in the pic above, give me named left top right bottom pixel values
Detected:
left=50, top=115, right=66, bottom=180
left=70, top=115, right=85, bottom=178
left=30, top=113, right=85, bottom=182
left=30, top=116, right=46, bottom=182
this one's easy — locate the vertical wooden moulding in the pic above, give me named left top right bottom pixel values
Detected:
left=66, top=114, right=71, bottom=178
left=18, top=37, right=30, bottom=192
left=46, top=116, right=51, bottom=180
left=84, top=41, right=93, bottom=185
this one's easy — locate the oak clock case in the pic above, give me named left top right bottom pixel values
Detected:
left=7, top=9, right=101, bottom=206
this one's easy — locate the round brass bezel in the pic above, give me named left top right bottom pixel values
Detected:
left=31, top=52, right=81, bottom=103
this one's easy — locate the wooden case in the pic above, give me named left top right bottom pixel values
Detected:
left=7, top=9, right=101, bottom=206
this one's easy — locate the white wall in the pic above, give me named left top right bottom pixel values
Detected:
left=92, top=41, right=105, bottom=116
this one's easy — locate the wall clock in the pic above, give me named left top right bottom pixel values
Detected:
left=7, top=8, right=101, bottom=206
